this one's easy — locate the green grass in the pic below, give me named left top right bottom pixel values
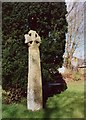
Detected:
left=0, top=85, right=2, bottom=120
left=2, top=81, right=84, bottom=119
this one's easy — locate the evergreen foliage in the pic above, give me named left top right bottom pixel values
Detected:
left=2, top=2, right=67, bottom=99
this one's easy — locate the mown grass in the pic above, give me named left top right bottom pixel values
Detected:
left=0, top=85, right=2, bottom=120
left=2, top=81, right=84, bottom=119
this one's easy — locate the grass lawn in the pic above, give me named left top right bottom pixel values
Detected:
left=2, top=80, right=84, bottom=119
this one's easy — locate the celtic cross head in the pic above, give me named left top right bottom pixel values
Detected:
left=24, top=30, right=41, bottom=47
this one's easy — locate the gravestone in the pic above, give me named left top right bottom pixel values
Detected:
left=24, top=30, right=43, bottom=111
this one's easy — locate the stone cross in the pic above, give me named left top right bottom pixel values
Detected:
left=24, top=30, right=43, bottom=111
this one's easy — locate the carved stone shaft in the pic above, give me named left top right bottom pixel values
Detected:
left=24, top=30, right=42, bottom=111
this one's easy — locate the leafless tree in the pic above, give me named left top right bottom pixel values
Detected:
left=64, top=3, right=82, bottom=69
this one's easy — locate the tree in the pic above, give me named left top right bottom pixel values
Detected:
left=2, top=2, right=67, bottom=101
left=64, top=3, right=82, bottom=69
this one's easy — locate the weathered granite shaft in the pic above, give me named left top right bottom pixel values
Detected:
left=24, top=30, right=42, bottom=111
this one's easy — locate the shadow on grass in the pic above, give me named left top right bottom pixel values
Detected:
left=42, top=71, right=67, bottom=108
left=43, top=90, right=84, bottom=119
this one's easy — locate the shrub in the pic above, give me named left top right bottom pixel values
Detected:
left=2, top=2, right=67, bottom=100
